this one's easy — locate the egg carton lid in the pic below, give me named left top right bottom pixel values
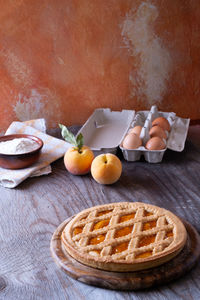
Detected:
left=166, top=116, right=190, bottom=152
left=76, top=108, right=135, bottom=154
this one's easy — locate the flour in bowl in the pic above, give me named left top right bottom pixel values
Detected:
left=0, top=138, right=39, bottom=154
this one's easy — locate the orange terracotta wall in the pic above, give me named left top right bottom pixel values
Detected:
left=0, top=0, right=200, bottom=132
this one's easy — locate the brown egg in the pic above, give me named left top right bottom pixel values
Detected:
left=145, top=137, right=166, bottom=150
left=123, top=133, right=142, bottom=149
left=128, top=125, right=142, bottom=136
left=149, top=125, right=167, bottom=140
left=152, top=117, right=170, bottom=132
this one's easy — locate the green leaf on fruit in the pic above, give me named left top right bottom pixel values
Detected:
left=59, top=124, right=84, bottom=151
left=76, top=133, right=83, bottom=150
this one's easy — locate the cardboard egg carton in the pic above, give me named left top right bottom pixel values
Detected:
left=120, top=105, right=190, bottom=163
left=77, top=106, right=190, bottom=163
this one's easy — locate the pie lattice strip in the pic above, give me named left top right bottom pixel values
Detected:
left=79, top=210, right=97, bottom=247
left=154, top=216, right=168, bottom=254
left=127, top=207, right=147, bottom=258
left=101, top=207, right=120, bottom=256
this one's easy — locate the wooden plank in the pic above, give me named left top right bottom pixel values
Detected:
left=0, top=125, right=199, bottom=299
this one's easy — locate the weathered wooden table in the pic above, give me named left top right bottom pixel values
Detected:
left=0, top=125, right=200, bottom=300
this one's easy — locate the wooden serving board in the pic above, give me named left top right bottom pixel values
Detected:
left=50, top=218, right=200, bottom=291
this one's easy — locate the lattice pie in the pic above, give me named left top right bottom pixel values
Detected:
left=61, top=202, right=187, bottom=272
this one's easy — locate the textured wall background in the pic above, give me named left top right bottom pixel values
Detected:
left=0, top=0, right=200, bottom=132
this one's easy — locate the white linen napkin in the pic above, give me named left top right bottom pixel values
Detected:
left=0, top=119, right=71, bottom=188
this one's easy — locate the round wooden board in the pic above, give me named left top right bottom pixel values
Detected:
left=50, top=218, right=200, bottom=291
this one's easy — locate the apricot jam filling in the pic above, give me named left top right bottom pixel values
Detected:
left=73, top=227, right=83, bottom=236
left=112, top=242, right=129, bottom=254
left=138, top=235, right=156, bottom=247
left=89, top=249, right=101, bottom=255
left=115, top=226, right=133, bottom=238
left=119, top=213, right=135, bottom=223
left=93, top=219, right=110, bottom=230
left=135, top=251, right=153, bottom=259
left=165, top=230, right=173, bottom=238
left=142, top=220, right=157, bottom=231
left=144, top=210, right=153, bottom=216
left=97, top=210, right=111, bottom=216
left=89, top=234, right=105, bottom=245
left=164, top=218, right=169, bottom=225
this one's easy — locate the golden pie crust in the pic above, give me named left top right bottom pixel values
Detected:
left=61, top=202, right=187, bottom=272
